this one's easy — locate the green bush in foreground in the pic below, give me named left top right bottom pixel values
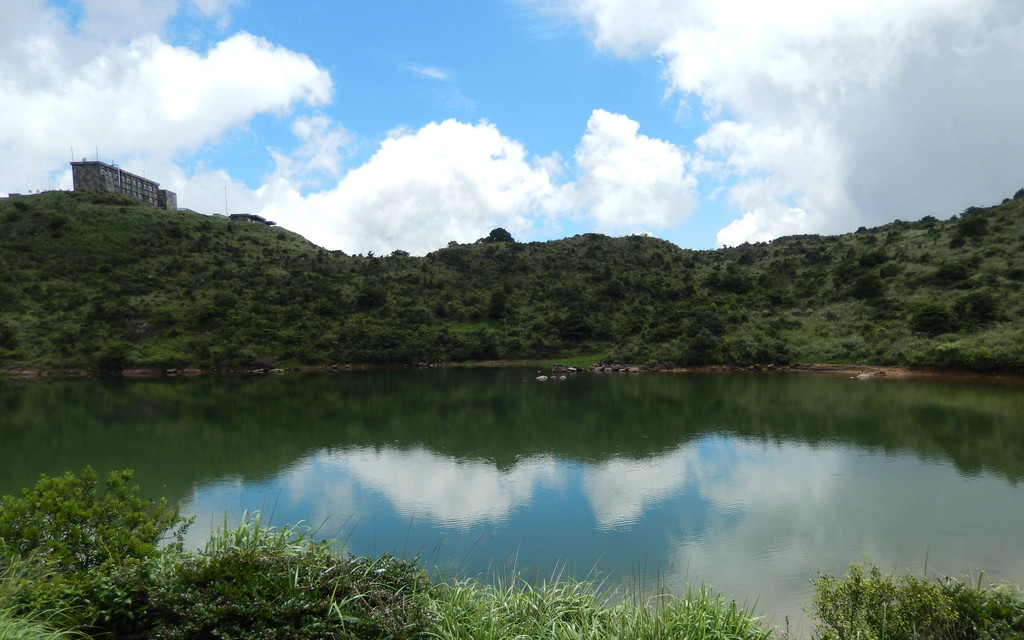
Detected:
left=0, top=467, right=185, bottom=575
left=95, top=514, right=434, bottom=639
left=0, top=468, right=188, bottom=630
left=811, top=564, right=1024, bottom=639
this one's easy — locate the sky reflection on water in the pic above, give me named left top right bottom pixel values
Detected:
left=5, top=370, right=1024, bottom=633
left=181, top=432, right=1024, bottom=630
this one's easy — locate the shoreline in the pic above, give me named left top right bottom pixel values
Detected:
left=3, top=360, right=1023, bottom=385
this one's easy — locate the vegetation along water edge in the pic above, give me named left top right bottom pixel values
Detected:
left=1, top=468, right=1023, bottom=639
left=2, top=188, right=1024, bottom=376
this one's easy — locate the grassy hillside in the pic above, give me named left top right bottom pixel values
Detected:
left=1, top=189, right=1022, bottom=372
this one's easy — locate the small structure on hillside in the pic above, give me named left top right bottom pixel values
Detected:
left=229, top=213, right=276, bottom=226
left=71, top=160, right=176, bottom=210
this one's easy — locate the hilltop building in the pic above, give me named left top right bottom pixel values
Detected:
left=70, top=160, right=177, bottom=210
left=229, top=213, right=276, bottom=226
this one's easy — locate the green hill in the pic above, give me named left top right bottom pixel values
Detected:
left=1, top=189, right=1022, bottom=372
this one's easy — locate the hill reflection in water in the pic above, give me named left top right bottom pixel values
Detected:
left=3, top=369, right=1024, bottom=629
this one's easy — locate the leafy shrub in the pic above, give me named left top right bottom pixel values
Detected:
left=0, top=468, right=187, bottom=630
left=954, top=290, right=999, bottom=328
left=96, top=340, right=136, bottom=372
left=910, top=303, right=957, bottom=337
left=0, top=321, right=17, bottom=351
left=96, top=514, right=436, bottom=640
left=957, top=213, right=990, bottom=238
left=811, top=564, right=1024, bottom=640
left=932, top=261, right=971, bottom=285
left=0, top=468, right=184, bottom=576
left=849, top=274, right=885, bottom=299
left=858, top=249, right=888, bottom=267
left=478, top=227, right=515, bottom=243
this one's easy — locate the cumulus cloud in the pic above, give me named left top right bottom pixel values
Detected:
left=562, top=0, right=1024, bottom=245
left=571, top=109, right=698, bottom=233
left=256, top=118, right=561, bottom=255
left=0, top=0, right=331, bottom=197
left=1, top=0, right=701, bottom=255
left=269, top=115, right=352, bottom=186
left=248, top=111, right=698, bottom=255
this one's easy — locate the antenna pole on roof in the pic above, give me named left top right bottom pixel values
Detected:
left=95, top=147, right=98, bottom=161
left=225, top=186, right=229, bottom=215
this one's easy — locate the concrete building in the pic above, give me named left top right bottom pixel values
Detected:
left=70, top=160, right=177, bottom=210
left=229, top=213, right=276, bottom=226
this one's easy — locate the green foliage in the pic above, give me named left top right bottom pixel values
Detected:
left=95, top=341, right=135, bottom=372
left=429, top=578, right=774, bottom=640
left=477, top=227, right=515, bottom=243
left=0, top=609, right=83, bottom=640
left=954, top=290, right=999, bottom=328
left=2, top=190, right=1024, bottom=372
left=0, top=468, right=184, bottom=576
left=849, top=273, right=885, bottom=300
left=957, top=211, right=990, bottom=238
left=910, top=303, right=957, bottom=337
left=0, top=468, right=188, bottom=632
left=92, top=512, right=437, bottom=640
left=0, top=322, right=17, bottom=352
left=0, top=552, right=87, bottom=640
left=0, top=472, right=777, bottom=640
left=100, top=547, right=434, bottom=640
left=811, top=564, right=1024, bottom=640
left=932, top=261, right=971, bottom=285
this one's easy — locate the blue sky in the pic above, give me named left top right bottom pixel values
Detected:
left=3, top=0, right=1024, bottom=254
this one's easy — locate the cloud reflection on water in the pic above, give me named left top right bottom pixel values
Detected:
left=181, top=433, right=1024, bottom=628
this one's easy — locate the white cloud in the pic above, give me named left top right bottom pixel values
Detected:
left=256, top=118, right=561, bottom=255
left=269, top=115, right=352, bottom=187
left=403, top=64, right=449, bottom=80
left=189, top=0, right=242, bottom=19
left=562, top=0, right=1024, bottom=244
left=246, top=111, right=698, bottom=255
left=0, top=1, right=331, bottom=198
left=76, top=0, right=180, bottom=40
left=571, top=109, right=698, bottom=233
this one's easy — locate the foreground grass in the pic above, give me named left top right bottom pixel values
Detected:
left=0, top=496, right=774, bottom=640
left=0, top=611, right=82, bottom=640
left=0, top=561, right=82, bottom=640
left=429, top=578, right=772, bottom=640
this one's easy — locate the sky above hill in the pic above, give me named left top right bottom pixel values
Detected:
left=3, top=0, right=1024, bottom=255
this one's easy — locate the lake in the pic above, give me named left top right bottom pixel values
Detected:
left=2, top=368, right=1023, bottom=634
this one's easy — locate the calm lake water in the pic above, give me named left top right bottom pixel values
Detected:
left=3, top=369, right=1024, bottom=633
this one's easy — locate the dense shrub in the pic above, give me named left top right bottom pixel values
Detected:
left=910, top=303, right=957, bottom=337
left=954, top=290, right=999, bottom=328
left=957, top=213, right=990, bottom=238
left=93, top=515, right=436, bottom=640
left=0, top=468, right=184, bottom=576
left=932, top=261, right=971, bottom=285
left=849, top=274, right=885, bottom=299
left=811, top=564, right=1024, bottom=640
left=0, top=468, right=188, bottom=630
